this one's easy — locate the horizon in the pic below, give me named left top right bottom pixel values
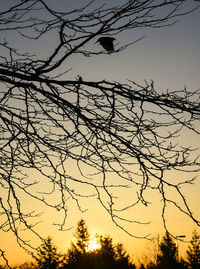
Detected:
left=1, top=219, right=198, bottom=267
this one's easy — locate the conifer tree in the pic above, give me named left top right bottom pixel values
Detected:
left=34, top=236, right=63, bottom=269
left=66, top=219, right=90, bottom=265
left=156, top=232, right=188, bottom=269
left=187, top=230, right=200, bottom=269
left=156, top=232, right=178, bottom=269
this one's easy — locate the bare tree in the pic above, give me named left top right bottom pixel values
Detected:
left=0, top=0, right=199, bottom=262
left=138, top=235, right=160, bottom=268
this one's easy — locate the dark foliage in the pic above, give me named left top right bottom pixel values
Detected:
left=64, top=220, right=135, bottom=269
left=186, top=230, right=200, bottom=269
left=33, top=237, right=65, bottom=269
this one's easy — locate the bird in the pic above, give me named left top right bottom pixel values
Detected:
left=96, top=36, right=116, bottom=53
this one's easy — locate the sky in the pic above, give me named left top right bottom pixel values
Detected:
left=0, top=0, right=200, bottom=266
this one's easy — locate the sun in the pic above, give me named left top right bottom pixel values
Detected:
left=86, top=238, right=101, bottom=252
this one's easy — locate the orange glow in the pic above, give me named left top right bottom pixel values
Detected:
left=86, top=237, right=101, bottom=252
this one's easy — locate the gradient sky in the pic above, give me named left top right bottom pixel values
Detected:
left=0, top=0, right=200, bottom=266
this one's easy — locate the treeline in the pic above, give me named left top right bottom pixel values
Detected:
left=1, top=220, right=200, bottom=269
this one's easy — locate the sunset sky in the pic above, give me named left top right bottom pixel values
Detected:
left=0, top=0, right=200, bottom=266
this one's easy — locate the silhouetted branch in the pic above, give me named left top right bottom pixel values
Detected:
left=0, top=0, right=199, bottom=264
